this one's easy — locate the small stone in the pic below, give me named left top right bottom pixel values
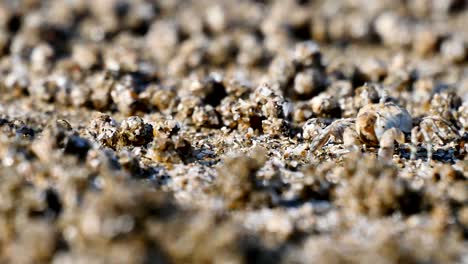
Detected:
left=30, top=43, right=54, bottom=73
left=413, top=28, right=439, bottom=56
left=118, top=116, right=153, bottom=147
left=294, top=69, right=326, bottom=97
left=293, top=41, right=322, bottom=67
left=441, top=37, right=466, bottom=63
left=72, top=44, right=100, bottom=69
left=310, top=93, right=340, bottom=117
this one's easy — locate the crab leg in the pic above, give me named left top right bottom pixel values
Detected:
left=343, top=127, right=360, bottom=152
left=309, top=124, right=334, bottom=154
left=420, top=125, right=433, bottom=162
left=309, top=118, right=355, bottom=154
left=410, top=127, right=420, bottom=160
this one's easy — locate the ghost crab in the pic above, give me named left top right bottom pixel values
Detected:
left=309, top=101, right=412, bottom=161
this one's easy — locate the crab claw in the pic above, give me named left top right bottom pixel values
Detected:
left=378, top=127, right=405, bottom=162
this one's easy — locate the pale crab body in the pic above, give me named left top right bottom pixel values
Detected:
left=356, top=102, right=412, bottom=145
left=309, top=102, right=412, bottom=159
